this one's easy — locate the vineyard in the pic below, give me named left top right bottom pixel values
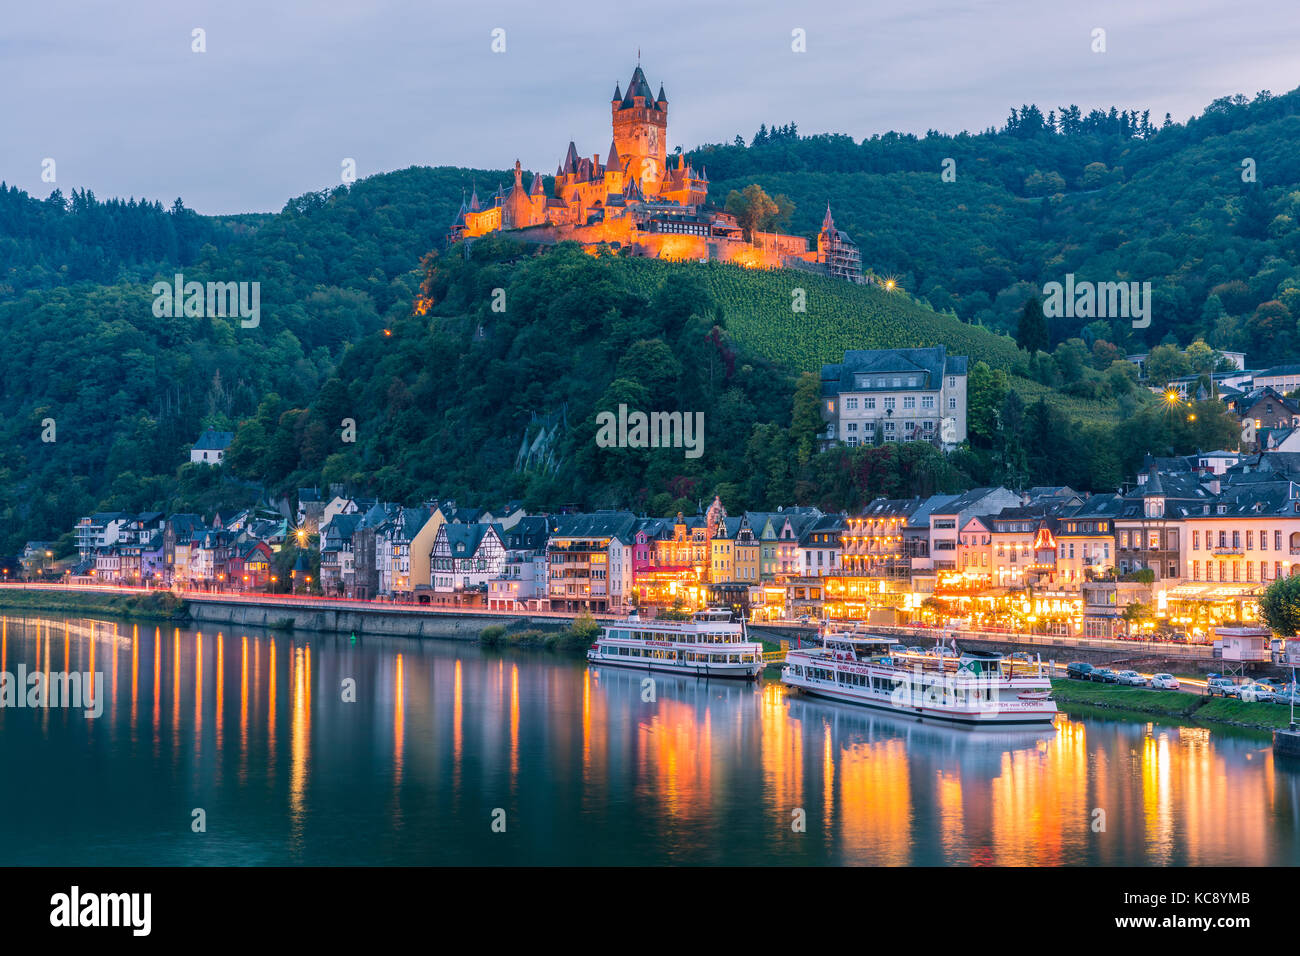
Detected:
left=617, top=256, right=1123, bottom=424
left=619, top=257, right=1022, bottom=368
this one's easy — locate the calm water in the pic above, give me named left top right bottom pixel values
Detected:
left=2, top=613, right=1299, bottom=866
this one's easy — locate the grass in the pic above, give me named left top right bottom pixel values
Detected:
left=1051, top=678, right=1299, bottom=731
left=479, top=619, right=596, bottom=655
left=0, top=588, right=185, bottom=621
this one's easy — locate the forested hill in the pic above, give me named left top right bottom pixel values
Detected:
left=0, top=83, right=1286, bottom=553
left=691, top=87, right=1300, bottom=360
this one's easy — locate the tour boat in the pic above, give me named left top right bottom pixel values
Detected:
left=587, top=608, right=765, bottom=680
left=781, top=629, right=1058, bottom=726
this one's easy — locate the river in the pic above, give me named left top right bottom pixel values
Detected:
left=1, top=614, right=1298, bottom=865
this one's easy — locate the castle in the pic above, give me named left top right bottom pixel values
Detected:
left=447, top=64, right=864, bottom=282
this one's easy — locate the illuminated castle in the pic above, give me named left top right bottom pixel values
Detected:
left=447, top=64, right=864, bottom=282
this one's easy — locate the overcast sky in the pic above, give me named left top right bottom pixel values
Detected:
left=3, top=0, right=1297, bottom=214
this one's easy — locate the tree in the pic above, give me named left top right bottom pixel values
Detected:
left=723, top=184, right=793, bottom=240
left=1016, top=297, right=1048, bottom=354
left=1260, top=574, right=1300, bottom=637
left=967, top=361, right=1008, bottom=443
left=1143, top=344, right=1191, bottom=385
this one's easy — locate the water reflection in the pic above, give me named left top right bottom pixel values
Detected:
left=0, top=613, right=1298, bottom=866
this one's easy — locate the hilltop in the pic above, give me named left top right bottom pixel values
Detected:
left=3, top=83, right=1288, bottom=551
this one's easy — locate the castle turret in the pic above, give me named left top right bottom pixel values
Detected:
left=612, top=64, right=667, bottom=196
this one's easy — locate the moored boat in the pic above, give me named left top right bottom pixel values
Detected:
left=587, top=608, right=765, bottom=680
left=781, top=629, right=1057, bottom=726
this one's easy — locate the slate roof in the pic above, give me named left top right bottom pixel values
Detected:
left=193, top=429, right=234, bottom=451
left=821, top=346, right=968, bottom=396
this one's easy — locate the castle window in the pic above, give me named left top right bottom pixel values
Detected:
left=884, top=397, right=895, bottom=411
left=846, top=397, right=858, bottom=410
left=922, top=395, right=935, bottom=409
left=865, top=398, right=876, bottom=410
left=903, top=397, right=916, bottom=410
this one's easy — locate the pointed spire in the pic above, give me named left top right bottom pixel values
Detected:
left=612, top=82, right=622, bottom=103
left=623, top=65, right=653, bottom=106
left=469, top=182, right=480, bottom=212
left=529, top=171, right=543, bottom=196
left=606, top=140, right=620, bottom=170
left=822, top=202, right=835, bottom=231
left=563, top=141, right=580, bottom=174
left=656, top=83, right=667, bottom=106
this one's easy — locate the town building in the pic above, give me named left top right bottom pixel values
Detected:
left=818, top=346, right=969, bottom=451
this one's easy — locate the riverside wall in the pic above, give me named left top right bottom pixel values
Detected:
left=182, top=595, right=587, bottom=641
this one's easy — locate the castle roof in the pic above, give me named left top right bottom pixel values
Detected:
left=621, top=65, right=654, bottom=107
left=612, top=82, right=622, bottom=102
left=563, top=141, right=580, bottom=175
left=529, top=171, right=544, bottom=196
left=469, top=186, right=480, bottom=212
left=606, top=141, right=620, bottom=170
left=656, top=83, right=667, bottom=105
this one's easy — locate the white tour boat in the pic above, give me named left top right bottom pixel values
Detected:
left=587, top=608, right=765, bottom=680
left=781, top=628, right=1058, bottom=726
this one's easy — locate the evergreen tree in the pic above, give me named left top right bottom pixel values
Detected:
left=1016, top=297, right=1049, bottom=354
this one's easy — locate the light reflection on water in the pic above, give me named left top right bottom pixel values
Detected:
left=0, top=613, right=1298, bottom=866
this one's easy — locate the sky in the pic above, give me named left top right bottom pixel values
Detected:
left=3, top=0, right=1298, bottom=215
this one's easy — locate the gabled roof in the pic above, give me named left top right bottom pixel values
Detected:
left=193, top=429, right=234, bottom=451
left=442, top=522, right=503, bottom=557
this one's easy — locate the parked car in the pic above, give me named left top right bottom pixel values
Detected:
left=1149, top=673, right=1181, bottom=690
left=1066, top=662, right=1094, bottom=680
left=1256, top=678, right=1286, bottom=693
left=1115, top=670, right=1147, bottom=686
left=1090, top=667, right=1119, bottom=683
left=907, top=646, right=926, bottom=655
left=1206, top=678, right=1237, bottom=698
left=1238, top=682, right=1276, bottom=702
left=1272, top=686, right=1300, bottom=705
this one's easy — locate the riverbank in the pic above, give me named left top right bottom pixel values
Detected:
left=0, top=588, right=184, bottom=621
left=1050, top=678, right=1297, bottom=732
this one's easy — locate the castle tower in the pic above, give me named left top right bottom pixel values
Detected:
left=612, top=65, right=667, bottom=197
left=503, top=159, right=539, bottom=229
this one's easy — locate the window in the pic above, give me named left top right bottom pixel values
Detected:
left=948, top=376, right=956, bottom=388
left=1193, top=530, right=1200, bottom=550
left=922, top=395, right=935, bottom=409
left=948, top=397, right=957, bottom=410
left=846, top=397, right=858, bottom=410
left=903, top=396, right=916, bottom=409
left=865, top=397, right=876, bottom=410
left=884, top=397, right=896, bottom=411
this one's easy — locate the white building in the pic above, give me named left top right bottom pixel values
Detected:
left=818, top=346, right=968, bottom=451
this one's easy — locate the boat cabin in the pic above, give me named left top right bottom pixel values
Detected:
left=823, top=636, right=899, bottom=663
